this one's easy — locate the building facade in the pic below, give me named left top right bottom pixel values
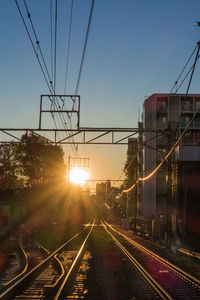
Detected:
left=142, top=93, right=200, bottom=237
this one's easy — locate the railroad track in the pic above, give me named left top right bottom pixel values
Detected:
left=103, top=220, right=200, bottom=299
left=54, top=221, right=167, bottom=299
left=0, top=240, right=28, bottom=289
left=58, top=221, right=170, bottom=299
left=2, top=220, right=199, bottom=299
left=0, top=221, right=94, bottom=300
left=0, top=251, right=21, bottom=288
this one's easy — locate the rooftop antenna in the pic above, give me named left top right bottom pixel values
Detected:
left=138, top=107, right=140, bottom=122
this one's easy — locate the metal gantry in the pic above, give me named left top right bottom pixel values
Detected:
left=0, top=127, right=168, bottom=145
left=0, top=94, right=167, bottom=145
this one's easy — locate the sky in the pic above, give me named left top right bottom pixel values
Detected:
left=1, top=0, right=200, bottom=186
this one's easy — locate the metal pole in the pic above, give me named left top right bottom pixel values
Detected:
left=78, top=97, right=80, bottom=129
left=68, top=155, right=71, bottom=182
left=106, top=181, right=108, bottom=203
left=167, top=122, right=172, bottom=240
left=39, top=95, right=42, bottom=129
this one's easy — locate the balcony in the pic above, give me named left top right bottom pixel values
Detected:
left=180, top=120, right=200, bottom=129
left=195, top=101, right=200, bottom=111
left=195, top=121, right=200, bottom=128
left=181, top=104, right=193, bottom=112
left=156, top=105, right=167, bottom=113
left=182, top=139, right=200, bottom=146
left=156, top=121, right=168, bottom=129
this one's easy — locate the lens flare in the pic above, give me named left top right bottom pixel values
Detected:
left=69, top=168, right=89, bottom=185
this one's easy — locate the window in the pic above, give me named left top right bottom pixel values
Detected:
left=181, top=97, right=193, bottom=111
left=195, top=101, right=200, bottom=109
left=184, top=116, right=190, bottom=123
left=156, top=97, right=167, bottom=111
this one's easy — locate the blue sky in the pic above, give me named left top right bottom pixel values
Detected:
left=1, top=0, right=200, bottom=182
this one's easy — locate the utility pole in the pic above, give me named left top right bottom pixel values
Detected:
left=67, top=155, right=71, bottom=182
left=105, top=181, right=108, bottom=203
left=166, top=122, right=172, bottom=240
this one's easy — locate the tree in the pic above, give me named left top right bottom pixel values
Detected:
left=0, top=143, right=20, bottom=189
left=15, top=133, right=66, bottom=186
left=123, top=153, right=137, bottom=188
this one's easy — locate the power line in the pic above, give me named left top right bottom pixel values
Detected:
left=54, top=0, right=58, bottom=93
left=52, top=0, right=78, bottom=157
left=62, top=0, right=80, bottom=157
left=175, top=64, right=194, bottom=93
left=170, top=44, right=198, bottom=93
left=67, top=0, right=96, bottom=159
left=15, top=0, right=53, bottom=94
left=15, top=1, right=85, bottom=159
left=64, top=0, right=74, bottom=94
left=23, top=0, right=53, bottom=88
left=64, top=0, right=96, bottom=158
left=50, top=0, right=53, bottom=81
left=75, top=0, right=95, bottom=95
left=14, top=1, right=63, bottom=150
left=16, top=0, right=77, bottom=155
left=117, top=41, right=200, bottom=198
left=15, top=0, right=66, bottom=145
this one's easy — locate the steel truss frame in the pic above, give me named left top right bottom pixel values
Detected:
left=0, top=94, right=167, bottom=145
left=0, top=127, right=167, bottom=145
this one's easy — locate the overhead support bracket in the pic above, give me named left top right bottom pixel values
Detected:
left=39, top=94, right=80, bottom=130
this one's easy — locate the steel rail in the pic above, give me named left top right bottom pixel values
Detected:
left=102, top=221, right=171, bottom=300
left=2, top=239, right=28, bottom=287
left=105, top=221, right=200, bottom=289
left=54, top=220, right=95, bottom=300
left=0, top=222, right=92, bottom=299
left=44, top=254, right=65, bottom=288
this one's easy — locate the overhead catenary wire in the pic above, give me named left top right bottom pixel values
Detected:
left=23, top=0, right=53, bottom=88
left=50, top=0, right=53, bottom=81
left=15, top=0, right=64, bottom=143
left=22, top=1, right=80, bottom=155
left=64, top=0, right=96, bottom=159
left=174, top=42, right=200, bottom=137
left=15, top=0, right=75, bottom=152
left=22, top=0, right=66, bottom=145
left=51, top=0, right=78, bottom=155
left=61, top=0, right=80, bottom=158
left=75, top=0, right=95, bottom=96
left=15, top=0, right=95, bottom=160
left=67, top=0, right=96, bottom=160
left=50, top=0, right=79, bottom=157
left=54, top=0, right=58, bottom=93
left=117, top=41, right=200, bottom=199
left=175, top=64, right=195, bottom=93
left=15, top=0, right=53, bottom=94
left=170, top=44, right=198, bottom=94
left=64, top=0, right=74, bottom=94
left=124, top=132, right=164, bottom=173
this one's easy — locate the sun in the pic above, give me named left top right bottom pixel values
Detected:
left=69, top=168, right=89, bottom=186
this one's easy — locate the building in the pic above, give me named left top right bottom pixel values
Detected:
left=124, top=138, right=138, bottom=218
left=96, top=182, right=111, bottom=203
left=142, top=93, right=200, bottom=238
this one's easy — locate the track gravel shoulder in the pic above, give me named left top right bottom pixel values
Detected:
left=115, top=226, right=200, bottom=281
left=83, top=225, right=157, bottom=300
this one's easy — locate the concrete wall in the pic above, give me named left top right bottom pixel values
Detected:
left=178, top=146, right=200, bottom=161
left=143, top=95, right=157, bottom=218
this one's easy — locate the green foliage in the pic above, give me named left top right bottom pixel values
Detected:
left=0, top=143, right=21, bottom=189
left=0, top=133, right=66, bottom=189
left=15, top=133, right=66, bottom=186
left=123, top=153, right=137, bottom=188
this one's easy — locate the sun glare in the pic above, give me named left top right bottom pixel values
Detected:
left=69, top=168, right=89, bottom=186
